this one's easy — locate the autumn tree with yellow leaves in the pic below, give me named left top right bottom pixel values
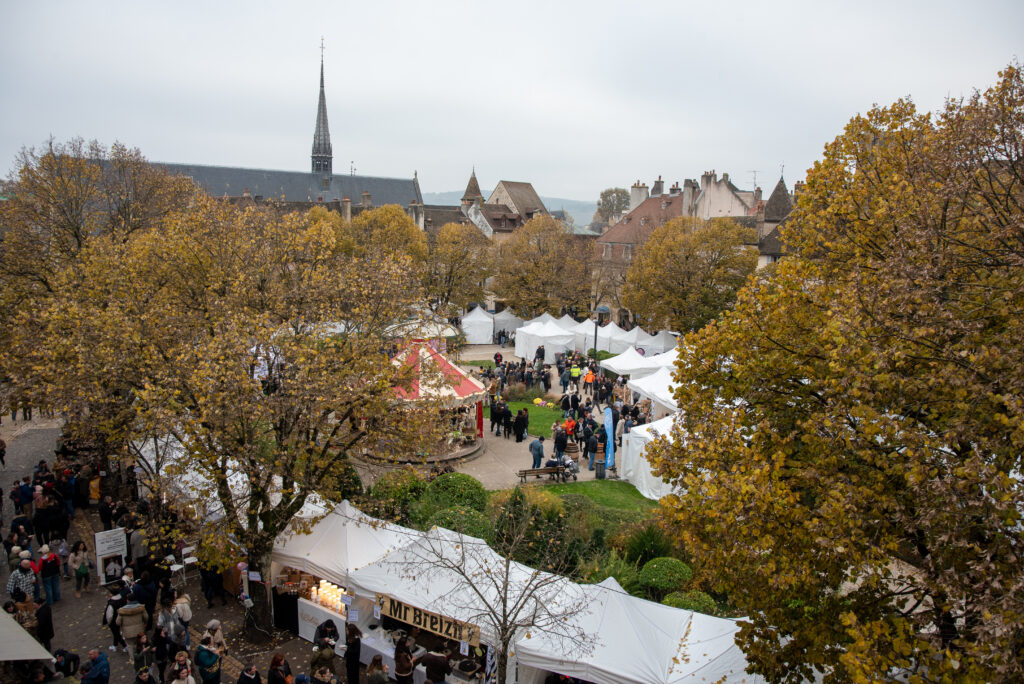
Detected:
left=422, top=221, right=493, bottom=317
left=1, top=145, right=442, bottom=638
left=648, top=65, right=1024, bottom=682
left=621, top=216, right=757, bottom=333
left=491, top=215, right=592, bottom=318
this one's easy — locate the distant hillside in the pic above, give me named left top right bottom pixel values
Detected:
left=421, top=190, right=596, bottom=228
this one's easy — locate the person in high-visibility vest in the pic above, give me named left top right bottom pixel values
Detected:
left=569, top=363, right=582, bottom=392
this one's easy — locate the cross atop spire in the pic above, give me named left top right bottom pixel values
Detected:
left=311, top=42, right=333, bottom=178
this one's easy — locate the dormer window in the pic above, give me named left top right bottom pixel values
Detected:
left=640, top=217, right=648, bottom=226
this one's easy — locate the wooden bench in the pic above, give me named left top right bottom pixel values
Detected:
left=517, top=466, right=568, bottom=483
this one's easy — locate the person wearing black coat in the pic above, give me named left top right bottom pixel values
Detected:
left=34, top=600, right=54, bottom=652
left=344, top=624, right=362, bottom=684
left=512, top=410, right=527, bottom=443
left=586, top=432, right=599, bottom=471
left=553, top=430, right=568, bottom=461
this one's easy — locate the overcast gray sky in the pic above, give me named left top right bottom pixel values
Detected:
left=1, top=1, right=1021, bottom=200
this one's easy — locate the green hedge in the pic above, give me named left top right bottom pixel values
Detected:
left=663, top=590, right=717, bottom=615
left=638, top=557, right=692, bottom=599
left=427, top=506, right=493, bottom=541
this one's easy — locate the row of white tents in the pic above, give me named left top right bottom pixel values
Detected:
left=462, top=308, right=678, bottom=362
left=272, top=500, right=765, bottom=684
left=598, top=345, right=684, bottom=500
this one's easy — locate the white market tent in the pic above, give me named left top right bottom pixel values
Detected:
left=622, top=346, right=682, bottom=380
left=620, top=414, right=680, bottom=501
left=596, top=321, right=628, bottom=352
left=272, top=500, right=421, bottom=587
left=0, top=609, right=54, bottom=662
left=571, top=319, right=598, bottom=352
left=627, top=365, right=679, bottom=416
left=526, top=312, right=557, bottom=326
left=609, top=327, right=655, bottom=355
left=640, top=330, right=678, bottom=355
left=492, top=309, right=524, bottom=334
left=346, top=526, right=583, bottom=647
left=514, top=321, right=575, bottom=363
left=461, top=307, right=494, bottom=345
left=599, top=347, right=652, bottom=376
left=554, top=314, right=579, bottom=330
left=515, top=577, right=764, bottom=684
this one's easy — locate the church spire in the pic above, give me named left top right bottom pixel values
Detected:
left=311, top=40, right=333, bottom=178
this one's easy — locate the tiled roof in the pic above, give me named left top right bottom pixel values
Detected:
left=158, top=162, right=421, bottom=206
left=597, top=194, right=684, bottom=245
left=764, top=177, right=793, bottom=221
left=490, top=181, right=547, bottom=216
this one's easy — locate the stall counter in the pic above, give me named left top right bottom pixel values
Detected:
left=359, top=627, right=429, bottom=684
left=298, top=597, right=347, bottom=651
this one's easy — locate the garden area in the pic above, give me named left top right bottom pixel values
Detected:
left=483, top=399, right=563, bottom=438
left=354, top=469, right=729, bottom=616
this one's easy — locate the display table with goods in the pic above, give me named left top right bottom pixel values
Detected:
left=276, top=571, right=352, bottom=650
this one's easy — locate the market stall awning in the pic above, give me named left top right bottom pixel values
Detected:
left=0, top=610, right=54, bottom=662
left=273, top=500, right=422, bottom=587
left=392, top=341, right=486, bottom=404
left=515, top=577, right=764, bottom=683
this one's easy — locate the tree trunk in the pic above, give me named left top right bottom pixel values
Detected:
left=243, top=549, right=274, bottom=644
left=495, top=639, right=509, bottom=684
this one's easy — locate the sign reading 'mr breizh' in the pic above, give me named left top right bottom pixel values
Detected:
left=375, top=593, right=481, bottom=646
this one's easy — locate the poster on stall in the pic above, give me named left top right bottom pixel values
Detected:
left=95, top=528, right=128, bottom=585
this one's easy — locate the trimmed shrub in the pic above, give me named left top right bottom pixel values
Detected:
left=412, top=472, right=488, bottom=527
left=424, top=472, right=488, bottom=512
left=427, top=506, right=493, bottom=542
left=663, top=590, right=717, bottom=615
left=370, top=466, right=428, bottom=502
left=366, top=466, right=428, bottom=524
left=638, top=557, right=692, bottom=600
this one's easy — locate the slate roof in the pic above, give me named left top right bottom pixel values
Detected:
left=490, top=181, right=547, bottom=217
left=158, top=162, right=422, bottom=206
left=759, top=225, right=785, bottom=256
left=311, top=60, right=333, bottom=160
left=461, top=171, right=483, bottom=203
left=764, top=176, right=793, bottom=221
left=423, top=205, right=472, bottom=234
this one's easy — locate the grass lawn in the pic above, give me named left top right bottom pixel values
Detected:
left=461, top=359, right=494, bottom=368
left=545, top=480, right=658, bottom=512
left=484, top=400, right=563, bottom=437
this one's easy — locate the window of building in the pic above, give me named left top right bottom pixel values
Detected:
left=624, top=245, right=632, bottom=260
left=603, top=244, right=611, bottom=259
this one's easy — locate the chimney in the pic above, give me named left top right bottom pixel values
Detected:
left=754, top=187, right=762, bottom=204
left=342, top=196, right=352, bottom=222
left=651, top=175, right=664, bottom=197
left=669, top=182, right=681, bottom=196
left=794, top=181, right=806, bottom=196
left=361, top=191, right=371, bottom=208
left=722, top=172, right=730, bottom=184
left=700, top=170, right=715, bottom=190
left=629, top=180, right=649, bottom=211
